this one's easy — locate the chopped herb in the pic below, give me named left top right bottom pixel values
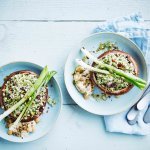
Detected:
left=115, top=95, right=120, bottom=98
left=96, top=41, right=118, bottom=52
left=82, top=56, right=89, bottom=63
left=72, top=80, right=76, bottom=85
left=47, top=98, right=56, bottom=107
left=92, top=93, right=109, bottom=101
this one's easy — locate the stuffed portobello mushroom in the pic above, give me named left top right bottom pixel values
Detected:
left=91, top=50, right=138, bottom=95
left=0, top=70, right=48, bottom=122
left=0, top=66, right=56, bottom=137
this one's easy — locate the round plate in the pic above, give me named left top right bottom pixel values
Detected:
left=64, top=32, right=148, bottom=115
left=0, top=62, right=62, bottom=142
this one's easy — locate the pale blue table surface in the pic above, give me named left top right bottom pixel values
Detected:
left=0, top=1, right=150, bottom=150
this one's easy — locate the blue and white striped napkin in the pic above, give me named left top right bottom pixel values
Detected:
left=94, top=13, right=150, bottom=135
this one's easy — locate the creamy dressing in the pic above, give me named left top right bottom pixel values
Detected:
left=73, top=66, right=94, bottom=99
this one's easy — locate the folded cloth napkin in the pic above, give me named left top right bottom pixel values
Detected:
left=94, top=13, right=150, bottom=135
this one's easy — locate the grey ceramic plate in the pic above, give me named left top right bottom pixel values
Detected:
left=64, top=32, right=148, bottom=115
left=0, top=62, right=62, bottom=142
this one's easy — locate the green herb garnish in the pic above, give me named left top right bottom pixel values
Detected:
left=96, top=41, right=118, bottom=52
left=92, top=93, right=109, bottom=101
left=48, top=98, right=56, bottom=107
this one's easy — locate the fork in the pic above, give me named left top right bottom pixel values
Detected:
left=127, top=83, right=150, bottom=125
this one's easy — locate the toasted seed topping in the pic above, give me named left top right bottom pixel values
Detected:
left=3, top=73, right=47, bottom=120
left=95, top=53, right=135, bottom=92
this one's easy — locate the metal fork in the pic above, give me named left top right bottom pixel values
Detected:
left=127, top=83, right=150, bottom=125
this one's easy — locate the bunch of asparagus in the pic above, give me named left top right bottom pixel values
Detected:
left=0, top=66, right=56, bottom=130
left=76, top=47, right=147, bottom=89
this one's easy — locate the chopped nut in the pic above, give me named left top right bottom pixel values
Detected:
left=35, top=117, right=40, bottom=123
left=7, top=119, right=12, bottom=124
left=27, top=127, right=32, bottom=132
left=76, top=66, right=84, bottom=73
left=83, top=93, right=89, bottom=99
left=32, top=126, right=35, bottom=132
left=8, top=130, right=13, bottom=135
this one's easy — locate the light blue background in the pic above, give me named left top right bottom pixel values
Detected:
left=0, top=0, right=150, bottom=150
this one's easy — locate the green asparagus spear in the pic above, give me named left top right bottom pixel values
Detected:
left=9, top=71, right=56, bottom=131
left=0, top=66, right=49, bottom=121
left=81, top=47, right=147, bottom=88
